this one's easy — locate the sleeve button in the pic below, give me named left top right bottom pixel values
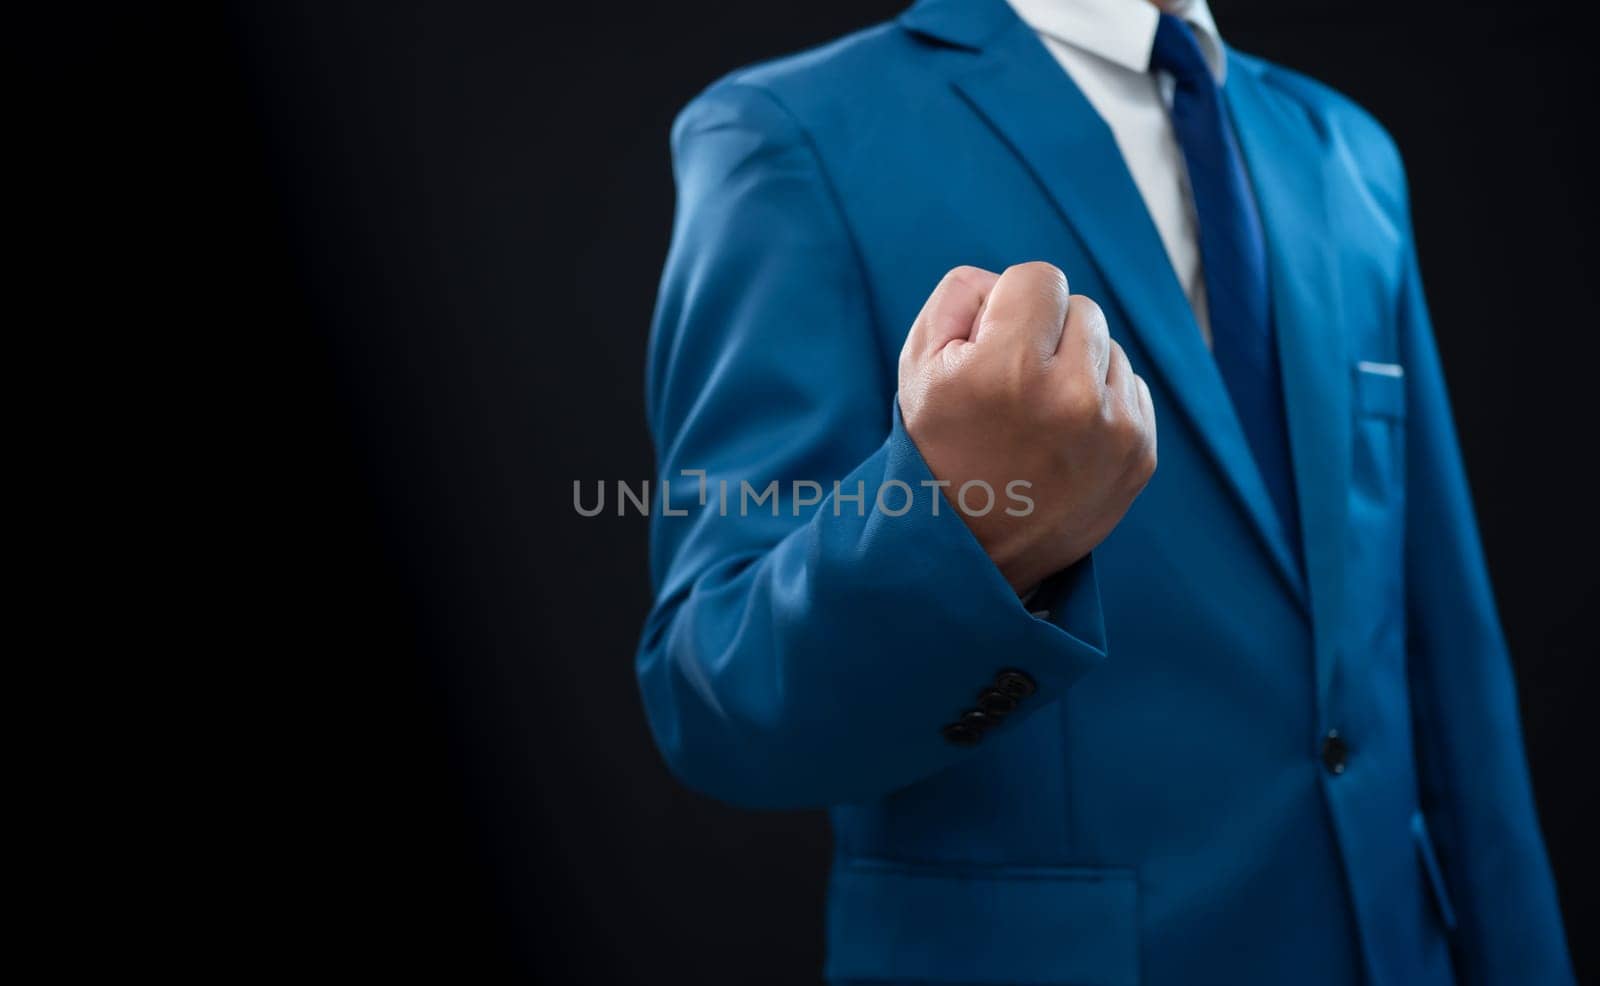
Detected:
left=961, top=709, right=997, bottom=731
left=942, top=722, right=982, bottom=747
left=977, top=688, right=1018, bottom=717
left=994, top=669, right=1037, bottom=699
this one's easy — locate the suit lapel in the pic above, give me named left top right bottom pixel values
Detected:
left=929, top=8, right=1306, bottom=603
left=1224, top=59, right=1350, bottom=705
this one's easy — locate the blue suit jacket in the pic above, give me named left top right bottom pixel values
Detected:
left=637, top=1, right=1572, bottom=982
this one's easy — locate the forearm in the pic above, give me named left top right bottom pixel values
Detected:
left=639, top=408, right=1105, bottom=809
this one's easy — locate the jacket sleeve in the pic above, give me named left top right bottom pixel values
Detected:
left=636, top=80, right=1108, bottom=810
left=1398, top=202, right=1574, bottom=981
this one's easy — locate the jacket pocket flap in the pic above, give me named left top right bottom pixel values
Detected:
left=1355, top=362, right=1406, bottom=419
left=825, top=858, right=1139, bottom=985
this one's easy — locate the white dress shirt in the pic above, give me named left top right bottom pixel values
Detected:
left=1005, top=0, right=1227, bottom=343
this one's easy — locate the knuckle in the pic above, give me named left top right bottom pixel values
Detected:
left=1007, top=260, right=1070, bottom=299
left=1053, top=378, right=1102, bottom=422
left=1094, top=383, right=1123, bottom=425
left=1133, top=444, right=1158, bottom=487
left=941, top=264, right=985, bottom=289
left=1126, top=425, right=1158, bottom=483
left=1071, top=294, right=1108, bottom=336
left=1110, top=405, right=1143, bottom=446
left=1134, top=374, right=1155, bottom=409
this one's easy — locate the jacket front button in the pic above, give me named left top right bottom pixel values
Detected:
left=1321, top=730, right=1349, bottom=775
left=942, top=722, right=981, bottom=747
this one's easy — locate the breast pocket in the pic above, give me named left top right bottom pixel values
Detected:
left=1348, top=361, right=1407, bottom=648
left=1352, top=361, right=1406, bottom=507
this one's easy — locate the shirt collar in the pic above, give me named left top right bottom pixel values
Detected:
left=1006, top=0, right=1227, bottom=84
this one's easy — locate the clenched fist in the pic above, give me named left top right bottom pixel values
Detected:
left=898, top=263, right=1157, bottom=594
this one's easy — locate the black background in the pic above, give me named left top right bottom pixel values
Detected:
left=20, top=1, right=1595, bottom=981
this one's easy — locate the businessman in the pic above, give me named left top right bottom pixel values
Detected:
left=637, top=0, right=1573, bottom=982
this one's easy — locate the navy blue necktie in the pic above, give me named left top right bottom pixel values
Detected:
left=1150, top=13, right=1300, bottom=556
